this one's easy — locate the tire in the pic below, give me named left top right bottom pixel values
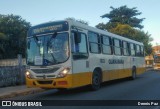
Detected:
left=91, top=70, right=101, bottom=91
left=57, top=88, right=67, bottom=92
left=41, top=88, right=51, bottom=90
left=131, top=67, right=136, bottom=80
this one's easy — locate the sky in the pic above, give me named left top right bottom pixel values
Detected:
left=0, top=0, right=159, bottom=46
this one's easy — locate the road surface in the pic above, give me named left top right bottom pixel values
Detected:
left=2, top=70, right=160, bottom=109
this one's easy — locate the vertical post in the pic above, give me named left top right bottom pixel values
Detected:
left=18, top=54, right=23, bottom=84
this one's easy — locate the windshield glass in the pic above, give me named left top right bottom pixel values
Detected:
left=27, top=32, right=69, bottom=66
left=154, top=55, right=160, bottom=63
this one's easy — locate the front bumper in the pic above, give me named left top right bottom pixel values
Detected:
left=26, top=74, right=72, bottom=89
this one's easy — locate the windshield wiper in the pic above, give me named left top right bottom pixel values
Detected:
left=33, top=35, right=40, bottom=47
left=46, top=32, right=58, bottom=64
left=47, top=32, right=57, bottom=46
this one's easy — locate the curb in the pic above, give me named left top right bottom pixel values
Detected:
left=0, top=88, right=45, bottom=100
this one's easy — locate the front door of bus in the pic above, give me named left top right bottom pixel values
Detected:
left=71, top=31, right=90, bottom=87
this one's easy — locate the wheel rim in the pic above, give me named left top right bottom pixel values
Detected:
left=93, top=74, right=100, bottom=86
left=132, top=70, right=136, bottom=79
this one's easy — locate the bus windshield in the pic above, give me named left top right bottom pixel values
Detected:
left=154, top=55, right=160, bottom=63
left=27, top=32, right=69, bottom=66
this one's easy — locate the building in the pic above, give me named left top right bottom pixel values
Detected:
left=145, top=55, right=154, bottom=67
left=145, top=45, right=160, bottom=67
left=152, top=46, right=160, bottom=53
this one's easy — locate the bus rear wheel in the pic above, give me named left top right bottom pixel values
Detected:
left=131, top=67, right=137, bottom=80
left=57, top=88, right=67, bottom=92
left=91, top=70, right=101, bottom=91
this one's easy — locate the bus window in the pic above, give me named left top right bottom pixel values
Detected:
left=123, top=41, right=130, bottom=56
left=140, top=46, right=144, bottom=56
left=113, top=39, right=121, bottom=55
left=130, top=43, right=135, bottom=56
left=88, top=31, right=101, bottom=53
left=101, top=35, right=112, bottom=54
left=136, top=45, right=141, bottom=56
left=71, top=32, right=88, bottom=59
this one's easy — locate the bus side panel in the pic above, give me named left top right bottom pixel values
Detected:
left=72, top=60, right=92, bottom=88
left=137, top=57, right=146, bottom=75
left=102, top=68, right=132, bottom=82
left=102, top=56, right=132, bottom=82
left=72, top=72, right=92, bottom=88
left=119, top=68, right=132, bottom=79
left=102, top=70, right=110, bottom=82
left=101, top=52, right=145, bottom=82
left=131, top=57, right=145, bottom=75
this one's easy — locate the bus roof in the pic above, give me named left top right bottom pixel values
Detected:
left=67, top=19, right=143, bottom=46
left=29, top=19, right=143, bottom=46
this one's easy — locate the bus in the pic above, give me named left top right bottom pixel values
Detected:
left=26, top=19, right=145, bottom=90
left=153, top=53, right=160, bottom=70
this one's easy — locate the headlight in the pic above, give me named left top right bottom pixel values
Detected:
left=26, top=71, right=34, bottom=79
left=57, top=68, right=70, bottom=78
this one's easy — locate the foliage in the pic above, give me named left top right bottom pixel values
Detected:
left=96, top=5, right=153, bottom=55
left=66, top=17, right=89, bottom=25
left=0, top=33, right=8, bottom=58
left=96, top=22, right=118, bottom=31
left=0, top=14, right=31, bottom=59
left=101, top=5, right=145, bottom=29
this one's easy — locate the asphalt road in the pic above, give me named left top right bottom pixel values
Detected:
left=2, top=70, right=160, bottom=109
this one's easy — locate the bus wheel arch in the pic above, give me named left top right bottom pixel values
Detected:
left=131, top=66, right=137, bottom=80
left=91, top=67, right=102, bottom=91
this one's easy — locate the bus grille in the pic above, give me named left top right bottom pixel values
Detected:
left=37, top=80, right=53, bottom=84
left=32, top=68, right=59, bottom=74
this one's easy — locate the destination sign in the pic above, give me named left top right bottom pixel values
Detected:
left=108, top=59, right=124, bottom=64
left=28, top=21, right=69, bottom=36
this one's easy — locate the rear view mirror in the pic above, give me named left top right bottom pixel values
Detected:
left=74, top=32, right=81, bottom=44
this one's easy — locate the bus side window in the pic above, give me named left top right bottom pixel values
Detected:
left=120, top=40, right=123, bottom=55
left=123, top=41, right=130, bottom=56
left=88, top=31, right=101, bottom=53
left=130, top=43, right=135, bottom=56
left=136, top=45, right=141, bottom=56
left=113, top=38, right=121, bottom=55
left=127, top=42, right=131, bottom=56
left=101, top=35, right=112, bottom=55
left=140, top=46, right=144, bottom=57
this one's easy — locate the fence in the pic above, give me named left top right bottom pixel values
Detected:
left=0, top=59, right=26, bottom=66
left=0, top=55, right=26, bottom=87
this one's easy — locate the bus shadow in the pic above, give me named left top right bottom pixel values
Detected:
left=101, top=77, right=134, bottom=87
left=48, top=76, right=142, bottom=96
left=39, top=76, right=144, bottom=99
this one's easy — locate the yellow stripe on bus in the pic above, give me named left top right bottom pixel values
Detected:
left=26, top=67, right=145, bottom=89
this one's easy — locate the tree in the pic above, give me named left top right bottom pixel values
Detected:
left=100, top=5, right=145, bottom=29
left=0, top=14, right=31, bottom=59
left=66, top=17, right=89, bottom=25
left=96, top=6, right=153, bottom=55
left=0, top=33, right=8, bottom=58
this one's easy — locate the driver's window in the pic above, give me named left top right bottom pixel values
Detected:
left=71, top=32, right=88, bottom=59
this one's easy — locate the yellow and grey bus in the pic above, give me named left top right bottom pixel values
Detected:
left=26, top=20, right=145, bottom=90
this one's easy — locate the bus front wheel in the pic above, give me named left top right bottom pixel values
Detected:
left=91, top=70, right=101, bottom=91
